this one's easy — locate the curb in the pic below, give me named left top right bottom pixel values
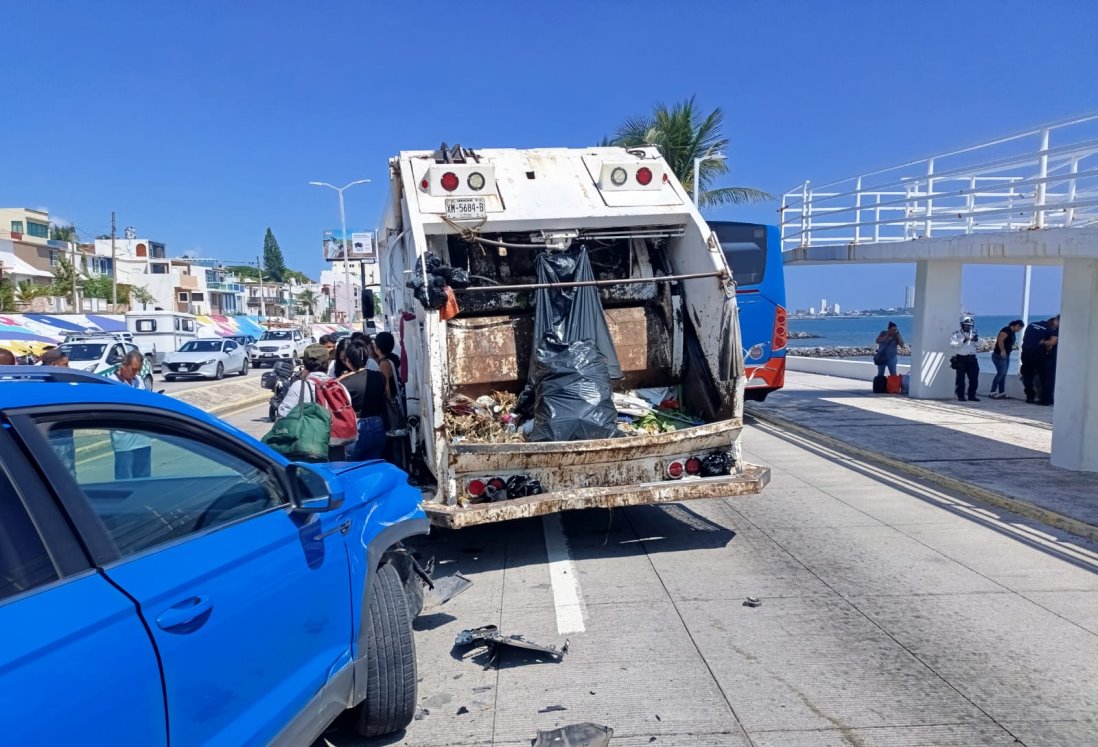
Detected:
left=206, top=393, right=272, bottom=419
left=745, top=405, right=1098, bottom=543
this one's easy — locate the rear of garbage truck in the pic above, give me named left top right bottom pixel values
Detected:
left=378, top=144, right=769, bottom=528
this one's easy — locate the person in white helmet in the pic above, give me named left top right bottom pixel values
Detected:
left=950, top=315, right=980, bottom=402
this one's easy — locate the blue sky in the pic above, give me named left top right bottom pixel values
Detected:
left=2, top=0, right=1093, bottom=313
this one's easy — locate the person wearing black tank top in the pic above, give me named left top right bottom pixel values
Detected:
left=990, top=320, right=1024, bottom=398
left=339, top=341, right=387, bottom=460
left=373, top=332, right=408, bottom=468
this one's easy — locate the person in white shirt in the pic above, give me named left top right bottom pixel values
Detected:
left=950, top=315, right=981, bottom=403
left=111, top=350, right=153, bottom=477
left=278, top=343, right=354, bottom=460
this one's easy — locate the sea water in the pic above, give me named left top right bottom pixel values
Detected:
left=789, top=314, right=1057, bottom=374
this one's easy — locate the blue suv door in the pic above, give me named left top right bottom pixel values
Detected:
left=24, top=410, right=355, bottom=746
left=0, top=430, right=166, bottom=746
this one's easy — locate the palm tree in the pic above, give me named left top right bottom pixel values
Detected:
left=14, top=280, right=49, bottom=309
left=296, top=288, right=319, bottom=319
left=609, top=96, right=773, bottom=207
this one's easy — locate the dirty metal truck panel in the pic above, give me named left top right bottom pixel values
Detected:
left=446, top=307, right=674, bottom=391
left=426, top=465, right=771, bottom=529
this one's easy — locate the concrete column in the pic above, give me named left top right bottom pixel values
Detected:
left=1050, top=258, right=1098, bottom=472
left=908, top=261, right=963, bottom=399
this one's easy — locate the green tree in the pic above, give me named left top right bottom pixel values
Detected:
left=284, top=269, right=312, bottom=284
left=0, top=279, right=15, bottom=312
left=14, top=280, right=49, bottom=308
left=82, top=275, right=131, bottom=304
left=130, top=285, right=156, bottom=309
left=49, top=224, right=78, bottom=242
left=50, top=254, right=81, bottom=305
left=608, top=96, right=773, bottom=207
left=263, top=228, right=287, bottom=283
left=296, top=288, right=319, bottom=316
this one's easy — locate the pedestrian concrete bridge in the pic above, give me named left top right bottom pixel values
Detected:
left=779, top=113, right=1098, bottom=472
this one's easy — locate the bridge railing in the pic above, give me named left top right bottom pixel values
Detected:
left=780, top=113, right=1098, bottom=252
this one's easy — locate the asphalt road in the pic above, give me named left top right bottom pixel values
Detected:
left=156, top=364, right=265, bottom=396
left=216, top=406, right=1098, bottom=747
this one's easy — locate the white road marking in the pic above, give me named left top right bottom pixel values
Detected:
left=542, top=514, right=586, bottom=634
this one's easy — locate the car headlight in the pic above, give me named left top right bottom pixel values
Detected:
left=199, top=359, right=216, bottom=366
left=279, top=344, right=291, bottom=350
left=82, top=363, right=98, bottom=372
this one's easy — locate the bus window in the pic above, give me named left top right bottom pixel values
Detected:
left=135, top=319, right=157, bottom=332
left=713, top=223, right=767, bottom=286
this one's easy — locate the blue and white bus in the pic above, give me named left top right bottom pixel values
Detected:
left=709, top=221, right=787, bottom=401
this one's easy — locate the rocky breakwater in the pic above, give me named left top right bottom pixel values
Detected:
left=790, top=339, right=996, bottom=358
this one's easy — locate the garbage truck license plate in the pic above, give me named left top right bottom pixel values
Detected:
left=445, top=197, right=486, bottom=220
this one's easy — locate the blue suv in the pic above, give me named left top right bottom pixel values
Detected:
left=0, top=366, right=428, bottom=745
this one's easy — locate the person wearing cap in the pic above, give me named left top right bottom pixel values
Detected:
left=277, top=342, right=354, bottom=460
left=950, top=315, right=981, bottom=402
left=39, top=348, right=70, bottom=367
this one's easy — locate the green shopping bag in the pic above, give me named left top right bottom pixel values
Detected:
left=262, top=380, right=331, bottom=461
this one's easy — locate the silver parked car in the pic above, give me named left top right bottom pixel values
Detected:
left=162, top=338, right=250, bottom=381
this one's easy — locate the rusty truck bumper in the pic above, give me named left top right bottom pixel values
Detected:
left=424, top=463, right=770, bottom=529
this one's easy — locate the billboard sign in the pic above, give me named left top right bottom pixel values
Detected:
left=323, top=229, right=376, bottom=262
left=350, top=232, right=376, bottom=262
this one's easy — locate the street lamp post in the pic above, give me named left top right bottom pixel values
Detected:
left=692, top=149, right=727, bottom=209
left=309, top=179, right=371, bottom=323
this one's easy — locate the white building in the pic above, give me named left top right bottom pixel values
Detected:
left=820, top=298, right=829, bottom=315
left=833, top=303, right=841, bottom=315
left=904, top=285, right=916, bottom=309
left=90, top=239, right=245, bottom=315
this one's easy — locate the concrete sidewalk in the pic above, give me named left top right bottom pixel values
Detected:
left=747, top=371, right=1098, bottom=540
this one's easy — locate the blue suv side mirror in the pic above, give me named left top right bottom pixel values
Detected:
left=287, top=463, right=345, bottom=513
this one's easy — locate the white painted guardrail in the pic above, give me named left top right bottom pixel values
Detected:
left=781, top=113, right=1098, bottom=251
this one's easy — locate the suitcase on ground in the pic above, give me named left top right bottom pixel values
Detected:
left=872, top=375, right=888, bottom=394
left=886, top=374, right=903, bottom=394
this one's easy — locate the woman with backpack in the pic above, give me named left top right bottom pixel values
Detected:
left=276, top=343, right=356, bottom=461
left=338, top=340, right=388, bottom=461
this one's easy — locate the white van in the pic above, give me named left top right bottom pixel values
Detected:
left=126, top=311, right=198, bottom=371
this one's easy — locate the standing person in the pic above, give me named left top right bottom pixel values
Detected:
left=373, top=331, right=406, bottom=467
left=278, top=343, right=354, bottom=460
left=0, top=349, right=16, bottom=365
left=339, top=341, right=387, bottom=461
left=950, top=315, right=980, bottom=402
left=1040, top=320, right=1059, bottom=407
left=874, top=322, right=904, bottom=377
left=989, top=319, right=1024, bottom=399
left=39, top=348, right=70, bottom=367
left=1020, top=315, right=1059, bottom=404
left=111, top=350, right=152, bottom=478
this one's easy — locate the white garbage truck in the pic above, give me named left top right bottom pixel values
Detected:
left=377, top=144, right=769, bottom=528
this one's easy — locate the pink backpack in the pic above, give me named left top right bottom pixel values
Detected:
left=314, top=378, right=357, bottom=446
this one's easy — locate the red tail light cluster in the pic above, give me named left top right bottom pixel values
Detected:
left=773, top=305, right=788, bottom=350
left=665, top=452, right=733, bottom=480
left=636, top=167, right=653, bottom=186
left=467, top=475, right=545, bottom=501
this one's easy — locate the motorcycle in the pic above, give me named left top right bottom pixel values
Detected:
left=260, top=359, right=299, bottom=421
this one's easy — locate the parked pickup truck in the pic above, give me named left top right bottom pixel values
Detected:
left=253, top=327, right=309, bottom=367
left=0, top=366, right=428, bottom=745
left=377, top=143, right=770, bottom=528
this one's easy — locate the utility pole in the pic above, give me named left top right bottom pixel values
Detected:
left=110, top=212, right=118, bottom=310
left=70, top=240, right=78, bottom=313
left=257, top=255, right=267, bottom=319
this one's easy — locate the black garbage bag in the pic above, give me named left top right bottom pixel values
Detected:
left=435, top=266, right=472, bottom=288
left=407, top=274, right=449, bottom=310
left=531, top=246, right=621, bottom=380
left=526, top=337, right=619, bottom=442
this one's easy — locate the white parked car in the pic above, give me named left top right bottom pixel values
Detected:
left=253, top=329, right=308, bottom=367
left=162, top=338, right=249, bottom=381
left=56, top=337, right=154, bottom=389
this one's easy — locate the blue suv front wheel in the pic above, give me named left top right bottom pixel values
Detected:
left=356, top=562, right=417, bottom=736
